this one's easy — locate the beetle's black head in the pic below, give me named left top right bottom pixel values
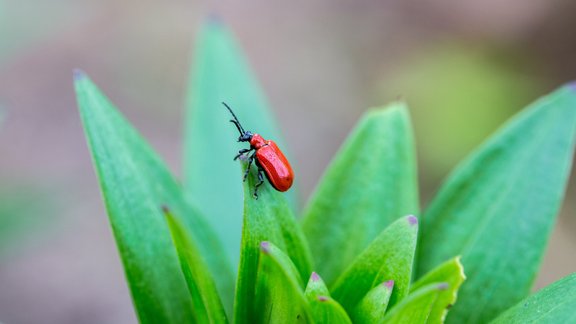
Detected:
left=238, top=131, right=253, bottom=142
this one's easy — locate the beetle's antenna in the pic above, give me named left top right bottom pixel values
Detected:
left=222, top=102, right=246, bottom=135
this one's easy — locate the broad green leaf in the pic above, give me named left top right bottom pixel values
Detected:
left=352, top=280, right=394, bottom=324
left=163, top=207, right=228, bottom=324
left=382, top=283, right=448, bottom=323
left=332, top=215, right=418, bottom=313
left=410, top=257, right=465, bottom=323
left=302, top=103, right=419, bottom=285
left=254, top=241, right=312, bottom=323
left=417, top=84, right=576, bottom=323
left=234, top=166, right=313, bottom=323
left=304, top=272, right=352, bottom=324
left=75, top=72, right=234, bottom=323
left=184, top=19, right=297, bottom=269
left=491, top=273, right=576, bottom=323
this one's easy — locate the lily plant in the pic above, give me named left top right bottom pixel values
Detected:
left=75, top=20, right=576, bottom=323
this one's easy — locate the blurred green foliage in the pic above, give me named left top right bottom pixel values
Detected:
left=379, top=45, right=543, bottom=176
left=0, top=186, right=53, bottom=256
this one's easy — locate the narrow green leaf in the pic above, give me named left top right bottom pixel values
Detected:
left=332, top=215, right=418, bottom=313
left=184, top=19, right=297, bottom=269
left=352, top=280, right=394, bottom=324
left=418, top=84, right=576, bottom=323
left=491, top=273, right=576, bottom=323
left=382, top=283, right=448, bottom=323
left=254, top=241, right=312, bottom=323
left=304, top=272, right=352, bottom=324
left=234, top=166, right=313, bottom=323
left=75, top=72, right=234, bottom=323
left=302, top=103, right=419, bottom=285
left=163, top=207, right=228, bottom=324
left=410, top=257, right=466, bottom=323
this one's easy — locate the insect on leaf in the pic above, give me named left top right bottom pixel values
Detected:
left=184, top=18, right=298, bottom=270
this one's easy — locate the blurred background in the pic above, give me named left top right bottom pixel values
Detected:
left=1, top=0, right=575, bottom=323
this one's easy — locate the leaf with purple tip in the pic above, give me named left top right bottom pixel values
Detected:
left=418, top=84, right=576, bottom=323
left=352, top=280, right=394, bottom=324
left=302, top=103, right=419, bottom=286
left=254, top=241, right=312, bottom=323
left=382, top=283, right=449, bottom=323
left=304, top=272, right=331, bottom=298
left=234, top=166, right=313, bottom=323
left=304, top=272, right=352, bottom=323
left=331, top=215, right=418, bottom=314
left=410, top=257, right=465, bottom=322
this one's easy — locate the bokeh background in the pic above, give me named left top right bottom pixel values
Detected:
left=1, top=0, right=576, bottom=323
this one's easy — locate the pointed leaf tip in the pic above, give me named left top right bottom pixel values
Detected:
left=407, top=215, right=418, bottom=225
left=260, top=241, right=271, bottom=253
left=384, top=280, right=395, bottom=289
left=311, top=272, right=320, bottom=282
left=206, top=12, right=223, bottom=26
left=73, top=69, right=86, bottom=81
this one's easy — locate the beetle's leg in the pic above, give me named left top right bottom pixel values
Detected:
left=242, top=153, right=256, bottom=182
left=234, top=148, right=252, bottom=160
left=253, top=169, right=265, bottom=199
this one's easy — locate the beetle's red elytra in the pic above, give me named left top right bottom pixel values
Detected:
left=223, top=102, right=294, bottom=198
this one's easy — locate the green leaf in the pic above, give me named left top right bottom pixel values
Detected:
left=302, top=103, right=419, bottom=285
left=352, top=280, right=394, bottom=324
left=234, top=165, right=313, bottom=323
left=304, top=272, right=331, bottom=298
left=163, top=207, right=228, bottom=324
left=75, top=72, right=234, bottom=323
left=254, top=241, right=312, bottom=323
left=309, top=296, right=352, bottom=324
left=184, top=19, right=297, bottom=269
left=410, top=257, right=465, bottom=323
left=491, top=273, right=576, bottom=323
left=382, top=283, right=449, bottom=323
left=417, top=84, right=576, bottom=322
left=332, top=215, right=418, bottom=313
left=304, top=272, right=352, bottom=324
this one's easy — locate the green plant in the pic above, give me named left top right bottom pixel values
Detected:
left=75, top=20, right=576, bottom=323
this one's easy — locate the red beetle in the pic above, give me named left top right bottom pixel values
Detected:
left=223, top=102, right=294, bottom=198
